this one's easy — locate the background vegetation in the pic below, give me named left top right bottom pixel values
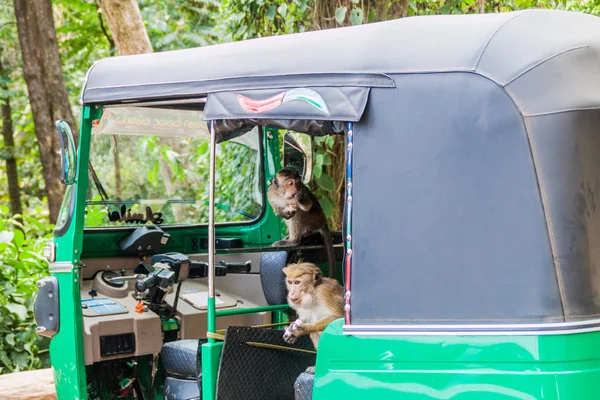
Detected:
left=0, top=0, right=598, bottom=374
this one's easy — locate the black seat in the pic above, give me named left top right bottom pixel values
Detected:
left=164, top=377, right=201, bottom=400
left=162, top=339, right=206, bottom=378
left=294, top=372, right=315, bottom=400
left=162, top=251, right=290, bottom=400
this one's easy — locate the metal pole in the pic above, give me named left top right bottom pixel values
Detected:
left=344, top=122, right=353, bottom=325
left=207, top=120, right=217, bottom=341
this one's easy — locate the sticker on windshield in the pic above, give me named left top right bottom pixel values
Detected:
left=237, top=88, right=330, bottom=115
left=108, top=205, right=164, bottom=225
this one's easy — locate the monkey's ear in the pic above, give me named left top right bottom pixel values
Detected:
left=314, top=272, right=322, bottom=286
left=271, top=177, right=279, bottom=188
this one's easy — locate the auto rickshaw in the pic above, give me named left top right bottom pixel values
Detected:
left=34, top=8, right=600, bottom=400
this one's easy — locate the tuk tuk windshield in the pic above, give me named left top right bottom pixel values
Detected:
left=85, top=106, right=263, bottom=228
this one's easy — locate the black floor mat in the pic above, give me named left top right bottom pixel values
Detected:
left=216, top=326, right=316, bottom=400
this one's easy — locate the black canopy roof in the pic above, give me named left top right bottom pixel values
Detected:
left=82, top=9, right=600, bottom=119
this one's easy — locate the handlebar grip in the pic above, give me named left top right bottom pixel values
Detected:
left=135, top=275, right=155, bottom=292
left=221, top=261, right=251, bottom=273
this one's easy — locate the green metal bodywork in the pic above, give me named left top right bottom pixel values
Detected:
left=50, top=106, right=93, bottom=399
left=313, top=319, right=600, bottom=399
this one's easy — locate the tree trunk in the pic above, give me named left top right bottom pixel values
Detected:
left=13, top=0, right=74, bottom=223
left=0, top=50, right=23, bottom=217
left=98, top=0, right=152, bottom=55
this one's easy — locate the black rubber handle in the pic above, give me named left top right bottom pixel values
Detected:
left=220, top=261, right=251, bottom=273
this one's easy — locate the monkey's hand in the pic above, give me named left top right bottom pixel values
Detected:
left=282, top=204, right=298, bottom=219
left=283, top=319, right=303, bottom=344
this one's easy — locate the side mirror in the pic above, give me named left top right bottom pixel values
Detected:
left=283, top=132, right=312, bottom=183
left=55, top=120, right=77, bottom=185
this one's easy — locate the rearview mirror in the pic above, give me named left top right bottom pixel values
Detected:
left=55, top=120, right=77, bottom=186
left=283, top=132, right=312, bottom=183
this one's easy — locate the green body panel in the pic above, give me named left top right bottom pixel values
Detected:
left=202, top=341, right=224, bottom=400
left=50, top=106, right=94, bottom=400
left=49, top=270, right=87, bottom=399
left=313, top=319, right=600, bottom=399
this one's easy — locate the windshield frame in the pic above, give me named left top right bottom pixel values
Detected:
left=82, top=104, right=267, bottom=232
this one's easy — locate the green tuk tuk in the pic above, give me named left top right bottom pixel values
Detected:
left=34, top=8, right=600, bottom=400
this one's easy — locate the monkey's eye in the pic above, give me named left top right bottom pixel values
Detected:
left=287, top=181, right=293, bottom=186
left=294, top=280, right=300, bottom=285
left=287, top=280, right=293, bottom=285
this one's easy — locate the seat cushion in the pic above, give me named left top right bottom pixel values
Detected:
left=161, top=339, right=206, bottom=378
left=164, top=376, right=200, bottom=400
left=294, top=372, right=314, bottom=400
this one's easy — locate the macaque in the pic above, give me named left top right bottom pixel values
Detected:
left=282, top=262, right=344, bottom=372
left=267, top=167, right=336, bottom=278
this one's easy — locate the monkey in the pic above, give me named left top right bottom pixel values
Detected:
left=267, top=167, right=336, bottom=278
left=281, top=262, right=344, bottom=373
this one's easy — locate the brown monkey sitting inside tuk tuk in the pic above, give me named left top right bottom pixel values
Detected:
left=268, top=167, right=336, bottom=278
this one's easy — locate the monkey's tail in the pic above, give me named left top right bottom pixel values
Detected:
left=321, top=227, right=336, bottom=279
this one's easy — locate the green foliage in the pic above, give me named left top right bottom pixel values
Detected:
left=564, top=0, right=600, bottom=15
left=0, top=206, right=53, bottom=374
left=311, top=135, right=337, bottom=220
left=55, top=0, right=112, bottom=113
left=218, top=0, right=310, bottom=41
left=140, top=0, right=220, bottom=50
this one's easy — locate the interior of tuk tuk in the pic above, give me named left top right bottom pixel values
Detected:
left=46, top=99, right=350, bottom=400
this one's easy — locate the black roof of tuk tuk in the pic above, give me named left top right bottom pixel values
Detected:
left=82, top=9, right=600, bottom=118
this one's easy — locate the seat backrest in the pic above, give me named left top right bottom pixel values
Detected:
left=260, top=251, right=289, bottom=305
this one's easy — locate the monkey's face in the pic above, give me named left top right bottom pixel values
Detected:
left=282, top=263, right=321, bottom=309
left=274, top=175, right=300, bottom=200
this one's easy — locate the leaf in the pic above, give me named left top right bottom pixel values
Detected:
left=298, top=0, right=308, bottom=12
left=277, top=3, right=288, bottom=18
left=266, top=5, right=276, bottom=20
left=0, top=351, right=13, bottom=372
left=12, top=351, right=29, bottom=369
left=6, top=303, right=28, bottom=321
left=315, top=153, right=324, bottom=167
left=313, top=163, right=323, bottom=179
left=368, top=10, right=377, bottom=22
left=322, top=154, right=332, bottom=166
left=325, top=135, right=335, bottom=148
left=12, top=229, right=24, bottom=249
left=316, top=173, right=335, bottom=192
left=19, top=249, right=49, bottom=264
left=319, top=196, right=334, bottom=219
left=313, top=136, right=326, bottom=146
left=335, top=6, right=347, bottom=24
left=5, top=333, right=14, bottom=347
left=349, top=8, right=363, bottom=25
